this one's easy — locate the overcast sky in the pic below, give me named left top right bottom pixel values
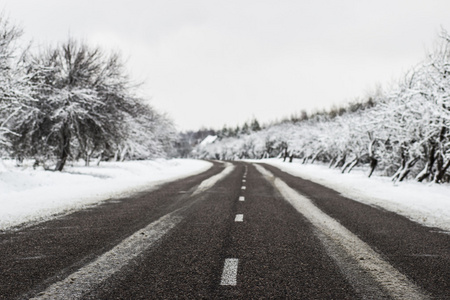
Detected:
left=2, top=1, right=450, bottom=130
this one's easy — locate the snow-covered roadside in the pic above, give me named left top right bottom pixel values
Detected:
left=258, top=159, right=450, bottom=232
left=0, top=159, right=212, bottom=231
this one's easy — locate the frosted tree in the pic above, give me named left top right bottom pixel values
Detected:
left=115, top=99, right=176, bottom=161
left=0, top=16, right=30, bottom=150
left=373, top=32, right=450, bottom=182
left=419, top=32, right=450, bottom=183
left=11, top=39, right=133, bottom=170
left=250, top=118, right=261, bottom=132
left=190, top=30, right=450, bottom=183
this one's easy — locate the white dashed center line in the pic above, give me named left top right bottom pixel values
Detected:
left=220, top=166, right=248, bottom=288
left=235, top=214, right=244, bottom=222
left=220, top=258, right=239, bottom=286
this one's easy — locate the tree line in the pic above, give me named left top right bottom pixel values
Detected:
left=173, top=118, right=262, bottom=158
left=0, top=16, right=175, bottom=171
left=193, top=31, right=450, bottom=184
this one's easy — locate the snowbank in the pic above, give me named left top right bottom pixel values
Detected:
left=0, top=159, right=212, bottom=230
left=259, top=159, right=450, bottom=232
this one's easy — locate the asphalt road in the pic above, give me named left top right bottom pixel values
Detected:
left=0, top=161, right=448, bottom=299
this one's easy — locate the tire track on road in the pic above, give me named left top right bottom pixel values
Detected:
left=0, top=161, right=227, bottom=299
left=30, top=163, right=235, bottom=300
left=84, top=163, right=243, bottom=299
left=217, top=163, right=358, bottom=299
left=256, top=164, right=429, bottom=300
left=260, top=162, right=450, bottom=299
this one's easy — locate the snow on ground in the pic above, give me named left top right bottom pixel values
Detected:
left=0, top=159, right=212, bottom=231
left=2, top=157, right=448, bottom=233
left=258, top=159, right=450, bottom=232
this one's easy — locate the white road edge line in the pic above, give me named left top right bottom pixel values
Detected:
left=31, top=212, right=183, bottom=300
left=254, top=164, right=429, bottom=300
left=239, top=196, right=245, bottom=201
left=235, top=214, right=244, bottom=222
left=193, top=162, right=235, bottom=196
left=220, top=258, right=239, bottom=286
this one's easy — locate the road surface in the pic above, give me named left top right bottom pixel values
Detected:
left=0, top=161, right=448, bottom=299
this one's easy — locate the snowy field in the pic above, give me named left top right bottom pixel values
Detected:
left=259, top=159, right=450, bottom=232
left=0, top=159, right=212, bottom=231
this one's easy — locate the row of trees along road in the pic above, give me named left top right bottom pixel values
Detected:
left=193, top=31, right=450, bottom=184
left=0, top=17, right=175, bottom=171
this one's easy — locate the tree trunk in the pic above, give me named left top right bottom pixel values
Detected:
left=434, top=159, right=450, bottom=183
left=120, top=146, right=128, bottom=162
left=96, top=152, right=102, bottom=166
left=341, top=160, right=352, bottom=173
left=393, top=157, right=419, bottom=182
left=434, top=127, right=449, bottom=183
left=368, top=157, right=378, bottom=178
left=283, top=148, right=288, bottom=162
left=333, top=154, right=346, bottom=169
left=416, top=144, right=436, bottom=182
left=329, top=156, right=338, bottom=168
left=15, top=156, right=23, bottom=167
left=347, top=158, right=359, bottom=173
left=341, top=157, right=358, bottom=173
left=55, top=124, right=70, bottom=172
left=55, top=149, right=69, bottom=171
left=311, top=150, right=322, bottom=164
left=391, top=153, right=407, bottom=182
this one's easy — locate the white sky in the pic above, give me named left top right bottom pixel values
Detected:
left=2, top=0, right=450, bottom=130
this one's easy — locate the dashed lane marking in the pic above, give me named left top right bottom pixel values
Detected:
left=220, top=258, right=239, bottom=286
left=239, top=196, right=245, bottom=201
left=241, top=186, right=246, bottom=190
left=235, top=214, right=244, bottom=222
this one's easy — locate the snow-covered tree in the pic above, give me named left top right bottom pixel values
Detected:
left=0, top=16, right=30, bottom=150
left=10, top=40, right=130, bottom=170
left=115, top=99, right=176, bottom=161
left=8, top=39, right=175, bottom=170
left=188, top=30, right=450, bottom=184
